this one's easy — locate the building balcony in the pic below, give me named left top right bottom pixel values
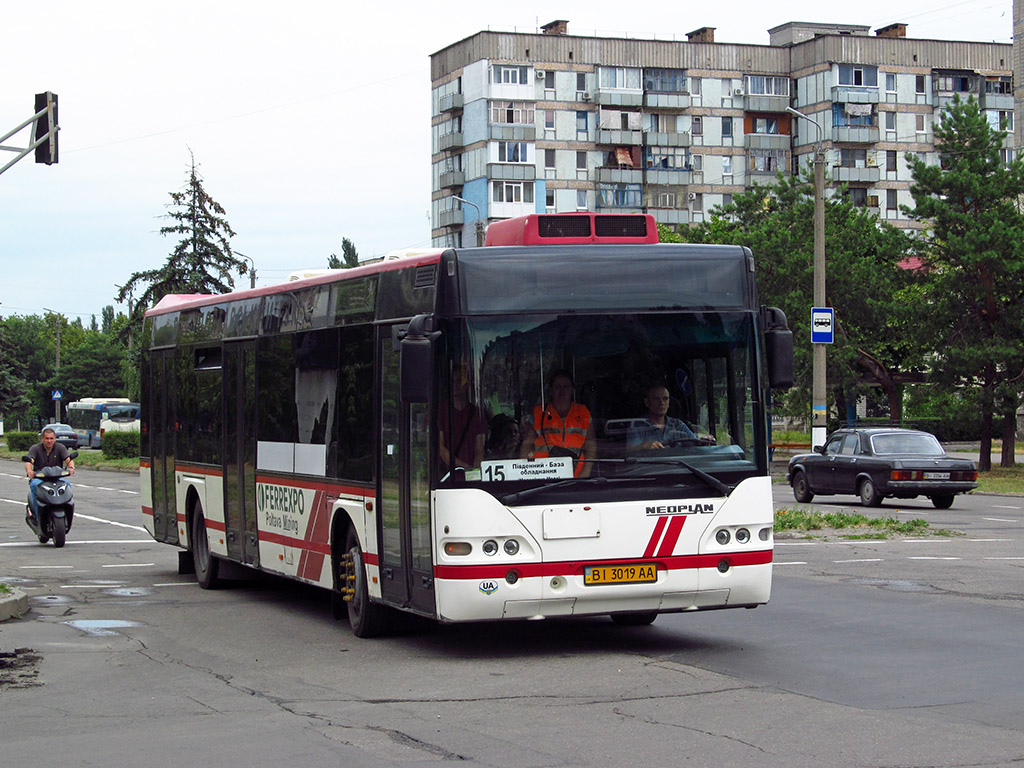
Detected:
left=598, top=129, right=643, bottom=145
left=438, top=208, right=464, bottom=228
left=743, top=94, right=790, bottom=113
left=831, top=86, right=880, bottom=104
left=649, top=208, right=689, bottom=225
left=439, top=170, right=465, bottom=188
left=489, top=124, right=536, bottom=141
left=439, top=93, right=464, bottom=113
left=594, top=89, right=643, bottom=107
left=832, top=126, right=879, bottom=143
left=745, top=133, right=791, bottom=151
left=596, top=167, right=644, bottom=185
left=833, top=166, right=881, bottom=184
left=645, top=168, right=692, bottom=185
left=487, top=164, right=537, bottom=181
left=980, top=92, right=1013, bottom=111
left=644, top=131, right=691, bottom=148
left=439, top=132, right=464, bottom=151
left=644, top=92, right=690, bottom=110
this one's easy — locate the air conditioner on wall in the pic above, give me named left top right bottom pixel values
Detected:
left=687, top=192, right=697, bottom=201
left=536, top=69, right=546, bottom=79
left=734, top=88, right=745, bottom=96
left=581, top=92, right=591, bottom=101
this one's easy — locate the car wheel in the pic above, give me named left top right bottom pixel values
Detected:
left=931, top=494, right=955, bottom=509
left=792, top=471, right=814, bottom=503
left=859, top=477, right=883, bottom=507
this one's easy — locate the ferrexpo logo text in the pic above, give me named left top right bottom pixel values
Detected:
left=257, top=483, right=306, bottom=534
left=645, top=503, right=716, bottom=515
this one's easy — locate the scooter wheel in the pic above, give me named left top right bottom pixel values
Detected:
left=52, top=516, right=66, bottom=548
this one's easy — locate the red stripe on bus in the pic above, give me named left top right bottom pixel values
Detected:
left=656, top=515, right=686, bottom=557
left=433, top=550, right=772, bottom=580
left=175, top=463, right=224, bottom=477
left=260, top=529, right=332, bottom=556
left=142, top=506, right=153, bottom=518
left=204, top=518, right=226, bottom=532
left=643, top=516, right=668, bottom=558
left=254, top=474, right=372, bottom=499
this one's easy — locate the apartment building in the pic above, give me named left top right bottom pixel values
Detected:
left=430, top=20, right=1013, bottom=246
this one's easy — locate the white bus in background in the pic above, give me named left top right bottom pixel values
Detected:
left=66, top=398, right=141, bottom=448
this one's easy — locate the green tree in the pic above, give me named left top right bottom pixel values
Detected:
left=328, top=237, right=360, bottom=269
left=0, top=319, right=31, bottom=425
left=117, top=152, right=246, bottom=323
left=904, top=95, right=1024, bottom=469
left=58, top=333, right=128, bottom=404
left=101, top=305, right=115, bottom=334
left=662, top=172, right=919, bottom=424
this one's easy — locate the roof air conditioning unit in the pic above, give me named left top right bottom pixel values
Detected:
left=581, top=92, right=592, bottom=101
left=536, top=69, right=546, bottom=79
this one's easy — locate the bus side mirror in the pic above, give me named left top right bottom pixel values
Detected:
left=763, top=306, right=794, bottom=389
left=400, top=314, right=439, bottom=404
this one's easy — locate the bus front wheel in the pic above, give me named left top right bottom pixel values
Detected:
left=344, top=528, right=388, bottom=638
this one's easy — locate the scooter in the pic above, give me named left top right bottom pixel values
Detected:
left=22, top=452, right=77, bottom=548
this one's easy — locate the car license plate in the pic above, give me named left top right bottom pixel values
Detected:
left=924, top=472, right=951, bottom=480
left=584, top=563, right=658, bottom=586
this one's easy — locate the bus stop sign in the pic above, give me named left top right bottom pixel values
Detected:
left=811, top=308, right=834, bottom=344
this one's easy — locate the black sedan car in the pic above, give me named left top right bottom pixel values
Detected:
left=40, top=423, right=79, bottom=450
left=787, top=427, right=977, bottom=509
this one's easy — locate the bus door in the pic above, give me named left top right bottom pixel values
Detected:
left=378, top=327, right=436, bottom=616
left=223, top=340, right=259, bottom=566
left=151, top=349, right=178, bottom=544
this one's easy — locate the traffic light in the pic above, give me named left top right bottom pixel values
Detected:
left=34, top=92, right=58, bottom=165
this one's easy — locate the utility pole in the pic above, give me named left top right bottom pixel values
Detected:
left=787, top=107, right=828, bottom=448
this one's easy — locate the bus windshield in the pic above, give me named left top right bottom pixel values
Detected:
left=439, top=311, right=763, bottom=499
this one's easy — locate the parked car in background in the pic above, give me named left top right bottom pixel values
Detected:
left=787, top=427, right=978, bottom=509
left=39, top=423, right=79, bottom=450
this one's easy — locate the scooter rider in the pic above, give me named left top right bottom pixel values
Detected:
left=25, top=427, right=75, bottom=523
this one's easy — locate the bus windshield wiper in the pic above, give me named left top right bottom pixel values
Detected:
left=616, top=456, right=734, bottom=496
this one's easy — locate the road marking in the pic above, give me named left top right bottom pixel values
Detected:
left=992, top=505, right=1021, bottom=510
left=774, top=561, right=807, bottom=566
left=0, top=498, right=26, bottom=505
left=969, top=538, right=1012, bottom=542
left=0, top=539, right=159, bottom=547
left=984, top=557, right=1024, bottom=561
left=101, top=563, right=156, bottom=568
left=983, top=517, right=1018, bottom=523
left=153, top=582, right=194, bottom=587
left=775, top=541, right=819, bottom=546
left=909, top=556, right=961, bottom=560
left=834, top=558, right=883, bottom=563
left=75, top=513, right=147, bottom=532
left=20, top=565, right=73, bottom=569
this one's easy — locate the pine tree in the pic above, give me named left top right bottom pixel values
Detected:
left=117, top=152, right=246, bottom=319
left=328, top=237, right=360, bottom=269
left=904, top=95, right=1024, bottom=469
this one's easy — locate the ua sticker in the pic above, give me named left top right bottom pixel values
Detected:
left=479, top=580, right=499, bottom=595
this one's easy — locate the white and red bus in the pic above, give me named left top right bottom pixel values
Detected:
left=140, top=213, right=793, bottom=636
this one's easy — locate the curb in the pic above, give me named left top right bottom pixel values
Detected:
left=0, top=586, right=30, bottom=622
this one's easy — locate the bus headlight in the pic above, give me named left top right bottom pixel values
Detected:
left=735, top=528, right=750, bottom=544
left=482, top=540, right=499, bottom=556
left=715, top=529, right=731, bottom=545
left=503, top=539, right=520, bottom=555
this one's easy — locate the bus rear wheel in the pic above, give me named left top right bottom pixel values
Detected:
left=344, top=528, right=388, bottom=638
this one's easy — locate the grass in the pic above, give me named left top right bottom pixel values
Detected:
left=0, top=583, right=11, bottom=596
left=775, top=508, right=934, bottom=537
left=0, top=446, right=138, bottom=471
left=976, top=464, right=1024, bottom=494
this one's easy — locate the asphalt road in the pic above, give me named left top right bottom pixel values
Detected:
left=1, top=461, right=1022, bottom=767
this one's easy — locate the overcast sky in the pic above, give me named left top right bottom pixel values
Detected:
left=0, top=0, right=1013, bottom=322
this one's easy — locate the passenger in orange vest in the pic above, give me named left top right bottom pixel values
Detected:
left=520, top=370, right=596, bottom=477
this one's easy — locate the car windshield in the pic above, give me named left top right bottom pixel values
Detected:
left=437, top=312, right=764, bottom=499
left=871, top=432, right=944, bottom=456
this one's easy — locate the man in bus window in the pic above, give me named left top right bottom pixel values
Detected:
left=627, top=384, right=699, bottom=453
left=24, top=427, right=75, bottom=523
left=439, top=364, right=488, bottom=472
left=520, top=369, right=596, bottom=477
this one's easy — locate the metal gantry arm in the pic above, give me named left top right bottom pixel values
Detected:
left=0, top=92, right=58, bottom=176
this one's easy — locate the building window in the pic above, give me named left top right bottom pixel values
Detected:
left=985, top=77, right=1012, bottom=94
left=833, top=103, right=874, bottom=128
left=690, top=77, right=702, bottom=96
left=645, top=147, right=688, bottom=169
left=497, top=141, right=529, bottom=163
left=691, top=193, right=703, bottom=212
left=576, top=110, right=589, bottom=139
left=916, top=114, right=927, bottom=133
left=886, top=150, right=897, bottom=171
left=545, top=149, right=556, bottom=169
left=597, top=184, right=642, bottom=208
left=749, top=148, right=785, bottom=173
left=492, top=181, right=534, bottom=204
left=986, top=110, right=1014, bottom=131
left=722, top=117, right=733, bottom=138
left=753, top=117, right=780, bottom=134
left=886, top=189, right=898, bottom=210
left=885, top=73, right=896, bottom=92
left=492, top=65, right=530, bottom=85
left=644, top=68, right=687, bottom=93
left=848, top=187, right=868, bottom=207
left=546, top=189, right=555, bottom=210
left=838, top=64, right=878, bottom=87
left=599, top=66, right=641, bottom=90
left=839, top=148, right=867, bottom=168
left=690, top=154, right=703, bottom=172
left=722, top=193, right=733, bottom=208
left=935, top=74, right=974, bottom=92
left=745, top=76, right=789, bottom=96
left=577, top=190, right=587, bottom=210
left=545, top=70, right=555, bottom=90
left=915, top=75, right=926, bottom=94
left=692, top=116, right=703, bottom=135
left=577, top=73, right=586, bottom=92
left=491, top=101, right=535, bottom=125
left=721, top=156, right=733, bottom=177
left=576, top=151, right=587, bottom=170
left=885, top=111, right=897, bottom=131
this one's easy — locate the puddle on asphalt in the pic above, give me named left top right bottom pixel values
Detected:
left=850, top=577, right=938, bottom=593
left=103, top=587, right=153, bottom=597
left=63, top=620, right=142, bottom=636
left=30, top=594, right=75, bottom=605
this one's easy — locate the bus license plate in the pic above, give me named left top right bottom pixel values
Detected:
left=924, top=472, right=950, bottom=480
left=584, top=563, right=658, bottom=586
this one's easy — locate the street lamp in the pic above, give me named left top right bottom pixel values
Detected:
left=786, top=106, right=828, bottom=448
left=236, top=251, right=256, bottom=290
left=452, top=195, right=485, bottom=247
